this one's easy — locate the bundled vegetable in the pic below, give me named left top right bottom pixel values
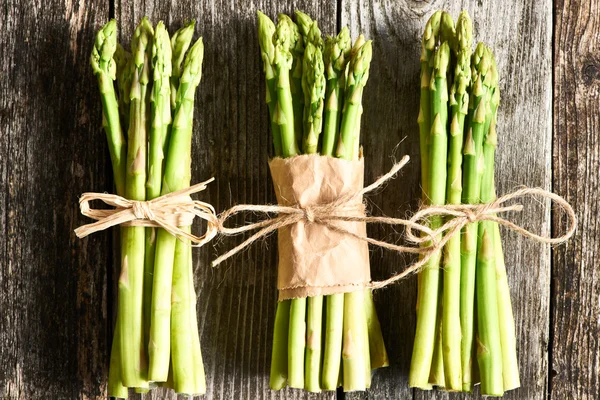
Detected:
left=409, top=10, right=519, bottom=396
left=257, top=10, right=389, bottom=392
left=90, top=18, right=206, bottom=397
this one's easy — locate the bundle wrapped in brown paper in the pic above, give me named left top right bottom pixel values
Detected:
left=269, top=154, right=370, bottom=300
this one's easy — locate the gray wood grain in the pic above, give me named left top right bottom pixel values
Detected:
left=341, top=1, right=553, bottom=399
left=551, top=0, right=600, bottom=399
left=0, top=0, right=110, bottom=398
left=114, top=1, right=338, bottom=398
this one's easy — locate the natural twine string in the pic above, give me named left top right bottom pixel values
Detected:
left=212, top=155, right=577, bottom=290
left=74, top=178, right=218, bottom=247
left=75, top=156, right=577, bottom=291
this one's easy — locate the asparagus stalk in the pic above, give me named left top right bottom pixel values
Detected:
left=335, top=39, right=373, bottom=392
left=118, top=17, right=153, bottom=388
left=287, top=296, right=307, bottom=388
left=297, top=23, right=326, bottom=391
left=114, top=44, right=133, bottom=132
left=417, top=11, right=441, bottom=199
left=91, top=20, right=129, bottom=398
left=459, top=42, right=490, bottom=392
left=170, top=21, right=195, bottom=111
left=284, top=14, right=305, bottom=150
left=321, top=27, right=352, bottom=156
left=90, top=19, right=127, bottom=197
left=171, top=228, right=195, bottom=393
left=301, top=41, right=326, bottom=154
left=319, top=28, right=352, bottom=391
left=485, top=58, right=519, bottom=391
left=142, top=22, right=173, bottom=380
left=188, top=245, right=206, bottom=394
left=336, top=38, right=371, bottom=159
left=441, top=11, right=471, bottom=391
left=409, top=39, right=450, bottom=389
left=494, top=209, right=521, bottom=391
left=476, top=228, right=503, bottom=396
left=322, top=293, right=344, bottom=390
left=149, top=36, right=204, bottom=382
left=270, top=300, right=291, bottom=389
left=257, top=12, right=282, bottom=156
left=147, top=22, right=173, bottom=200
left=365, top=289, right=389, bottom=369
left=108, top=320, right=128, bottom=399
left=475, top=51, right=504, bottom=395
left=305, top=295, right=324, bottom=392
left=169, top=38, right=205, bottom=393
left=273, top=15, right=300, bottom=157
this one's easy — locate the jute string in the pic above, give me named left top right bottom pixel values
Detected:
left=75, top=155, right=577, bottom=290
left=74, top=178, right=218, bottom=247
left=212, top=155, right=577, bottom=290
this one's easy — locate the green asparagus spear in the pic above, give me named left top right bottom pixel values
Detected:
left=441, top=11, right=471, bottom=392
left=144, top=22, right=172, bottom=380
left=460, top=42, right=490, bottom=392
left=476, top=49, right=504, bottom=395
left=322, top=293, right=344, bottom=390
left=270, top=300, right=291, bottom=389
left=169, top=38, right=205, bottom=393
left=170, top=21, right=195, bottom=111
left=149, top=36, right=204, bottom=383
left=301, top=42, right=326, bottom=154
left=119, top=17, right=153, bottom=389
left=273, top=15, right=300, bottom=157
left=257, top=12, right=282, bottom=156
left=409, top=39, right=450, bottom=389
left=365, top=289, right=389, bottom=369
left=321, top=27, right=351, bottom=156
left=336, top=39, right=372, bottom=159
left=305, top=295, right=324, bottom=392
left=108, top=320, right=128, bottom=398
left=417, top=11, right=442, bottom=199
left=90, top=19, right=127, bottom=197
left=287, top=296, right=306, bottom=388
left=333, top=40, right=373, bottom=392
left=114, top=44, right=133, bottom=132
left=281, top=14, right=304, bottom=151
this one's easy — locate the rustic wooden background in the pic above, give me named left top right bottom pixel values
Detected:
left=0, top=0, right=598, bottom=399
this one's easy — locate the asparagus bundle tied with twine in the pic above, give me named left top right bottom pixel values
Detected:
left=90, top=18, right=207, bottom=398
left=257, top=10, right=389, bottom=393
left=409, top=10, right=520, bottom=396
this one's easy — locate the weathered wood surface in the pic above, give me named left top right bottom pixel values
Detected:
left=551, top=0, right=600, bottom=399
left=0, top=0, right=597, bottom=399
left=0, top=1, right=110, bottom=398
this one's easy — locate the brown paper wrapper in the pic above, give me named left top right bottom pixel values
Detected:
left=269, top=154, right=370, bottom=300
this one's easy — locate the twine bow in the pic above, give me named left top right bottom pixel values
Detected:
left=74, top=178, right=218, bottom=247
left=213, top=155, right=577, bottom=291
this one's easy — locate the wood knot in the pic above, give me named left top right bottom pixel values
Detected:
left=582, top=62, right=600, bottom=85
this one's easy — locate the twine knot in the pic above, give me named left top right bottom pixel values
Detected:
left=304, top=207, right=316, bottom=223
left=132, top=200, right=155, bottom=221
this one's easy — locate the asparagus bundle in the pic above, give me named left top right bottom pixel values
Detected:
left=409, top=10, right=519, bottom=396
left=258, top=10, right=389, bottom=392
left=91, top=18, right=206, bottom=397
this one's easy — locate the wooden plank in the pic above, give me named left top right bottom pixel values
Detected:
left=341, top=1, right=553, bottom=399
left=114, top=1, right=337, bottom=398
left=551, top=0, right=600, bottom=399
left=0, top=1, right=110, bottom=398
